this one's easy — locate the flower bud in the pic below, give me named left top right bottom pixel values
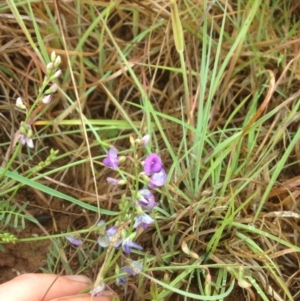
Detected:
left=19, top=123, right=28, bottom=134
left=48, top=82, right=58, bottom=93
left=52, top=69, right=62, bottom=79
left=54, top=55, right=61, bottom=68
left=46, top=62, right=54, bottom=71
left=27, top=128, right=33, bottom=138
left=118, top=156, right=126, bottom=164
left=130, top=135, right=135, bottom=147
left=50, top=51, right=56, bottom=62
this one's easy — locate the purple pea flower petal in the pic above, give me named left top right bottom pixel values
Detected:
left=137, top=189, right=157, bottom=211
left=106, top=226, right=118, bottom=237
left=122, top=260, right=143, bottom=276
left=90, top=282, right=105, bottom=296
left=122, top=237, right=143, bottom=254
left=66, top=235, right=82, bottom=246
left=106, top=177, right=126, bottom=186
left=116, top=277, right=127, bottom=285
left=106, top=177, right=119, bottom=185
left=107, top=226, right=123, bottom=248
left=149, top=168, right=167, bottom=188
left=97, top=223, right=123, bottom=248
left=103, top=147, right=119, bottom=169
left=144, top=153, right=163, bottom=175
left=133, top=213, right=154, bottom=230
left=97, top=220, right=106, bottom=229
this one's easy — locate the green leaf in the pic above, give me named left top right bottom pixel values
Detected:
left=0, top=168, right=118, bottom=216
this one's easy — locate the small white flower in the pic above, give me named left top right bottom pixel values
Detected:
left=16, top=97, right=23, bottom=107
left=20, top=135, right=34, bottom=148
left=27, top=138, right=34, bottom=148
left=53, top=69, right=62, bottom=78
left=16, top=97, right=26, bottom=110
left=142, top=134, right=150, bottom=146
left=49, top=83, right=58, bottom=93
left=42, top=94, right=52, bottom=104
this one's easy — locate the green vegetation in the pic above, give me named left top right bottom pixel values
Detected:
left=1, top=0, right=300, bottom=300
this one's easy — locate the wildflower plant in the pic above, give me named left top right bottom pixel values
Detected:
left=89, top=136, right=167, bottom=295
left=1, top=51, right=61, bottom=176
left=0, top=52, right=61, bottom=245
left=64, top=135, right=167, bottom=296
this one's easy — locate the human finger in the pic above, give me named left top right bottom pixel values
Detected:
left=0, top=273, right=109, bottom=301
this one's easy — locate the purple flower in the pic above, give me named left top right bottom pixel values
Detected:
left=90, top=282, right=105, bottom=296
left=116, top=277, right=127, bottom=285
left=149, top=168, right=167, bottom=188
left=122, top=235, right=143, bottom=254
left=122, top=260, right=143, bottom=276
left=106, top=177, right=126, bottom=186
left=97, top=222, right=123, bottom=248
left=66, top=235, right=82, bottom=246
left=137, top=189, right=157, bottom=211
left=103, top=147, right=119, bottom=169
left=106, top=226, right=118, bottom=237
left=106, top=177, right=119, bottom=185
left=107, top=226, right=123, bottom=248
left=144, top=153, right=163, bottom=175
left=133, top=213, right=154, bottom=229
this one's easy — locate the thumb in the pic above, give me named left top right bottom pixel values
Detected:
left=0, top=274, right=111, bottom=301
left=51, top=275, right=113, bottom=301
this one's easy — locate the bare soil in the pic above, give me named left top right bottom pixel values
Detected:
left=0, top=187, right=87, bottom=284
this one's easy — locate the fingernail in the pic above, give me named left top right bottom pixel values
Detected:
left=56, top=295, right=111, bottom=301
left=62, top=275, right=91, bottom=284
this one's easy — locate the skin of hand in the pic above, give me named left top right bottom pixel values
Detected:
left=0, top=273, right=113, bottom=301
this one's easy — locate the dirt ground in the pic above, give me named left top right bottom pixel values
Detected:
left=0, top=222, right=50, bottom=283
left=0, top=186, right=88, bottom=284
